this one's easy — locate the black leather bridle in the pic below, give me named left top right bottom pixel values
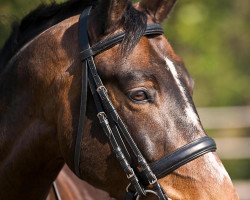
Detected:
left=73, top=6, right=217, bottom=200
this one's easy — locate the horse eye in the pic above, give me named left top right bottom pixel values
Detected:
left=128, top=90, right=149, bottom=103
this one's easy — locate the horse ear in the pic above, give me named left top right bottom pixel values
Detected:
left=89, top=0, right=128, bottom=40
left=138, top=0, right=177, bottom=23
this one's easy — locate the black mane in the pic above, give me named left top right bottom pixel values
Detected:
left=0, top=0, right=147, bottom=72
left=0, top=0, right=93, bottom=72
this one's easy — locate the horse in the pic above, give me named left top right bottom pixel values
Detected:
left=0, top=0, right=239, bottom=199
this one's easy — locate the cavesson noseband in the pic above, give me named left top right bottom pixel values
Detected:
left=73, top=6, right=217, bottom=200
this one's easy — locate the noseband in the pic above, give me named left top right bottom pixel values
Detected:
left=74, top=7, right=216, bottom=200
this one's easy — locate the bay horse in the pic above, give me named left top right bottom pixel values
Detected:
left=0, top=0, right=239, bottom=199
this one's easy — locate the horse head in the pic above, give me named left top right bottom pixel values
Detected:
left=55, top=0, right=239, bottom=199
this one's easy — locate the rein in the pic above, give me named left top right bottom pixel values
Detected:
left=73, top=6, right=217, bottom=200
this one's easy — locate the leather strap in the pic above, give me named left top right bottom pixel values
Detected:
left=80, top=23, right=163, bottom=60
left=52, top=182, right=61, bottom=200
left=85, top=36, right=168, bottom=200
left=150, top=136, right=217, bottom=179
left=74, top=6, right=92, bottom=177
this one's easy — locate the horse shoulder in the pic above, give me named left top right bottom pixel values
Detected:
left=47, top=165, right=113, bottom=200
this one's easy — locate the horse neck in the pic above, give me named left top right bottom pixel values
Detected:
left=0, top=13, right=83, bottom=200
left=0, top=118, right=64, bottom=199
left=0, top=68, right=64, bottom=200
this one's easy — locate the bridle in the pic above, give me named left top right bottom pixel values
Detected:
left=73, top=6, right=217, bottom=200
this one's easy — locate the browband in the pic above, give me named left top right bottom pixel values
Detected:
left=80, top=23, right=163, bottom=60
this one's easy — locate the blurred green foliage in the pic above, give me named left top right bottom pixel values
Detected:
left=165, top=0, right=250, bottom=107
left=0, top=0, right=54, bottom=50
left=223, top=159, right=250, bottom=180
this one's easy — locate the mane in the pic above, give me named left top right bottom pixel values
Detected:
left=0, top=0, right=94, bottom=72
left=0, top=0, right=147, bottom=72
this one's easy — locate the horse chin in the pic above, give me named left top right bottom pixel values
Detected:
left=158, top=153, right=239, bottom=200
